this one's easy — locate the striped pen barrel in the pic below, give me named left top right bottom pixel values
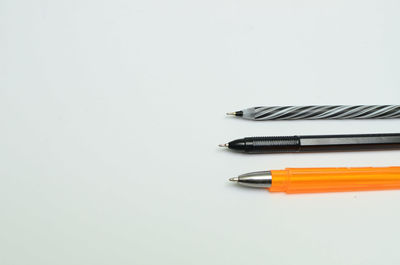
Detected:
left=227, top=105, right=400, bottom=121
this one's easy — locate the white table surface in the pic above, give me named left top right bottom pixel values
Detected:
left=1, top=0, right=400, bottom=264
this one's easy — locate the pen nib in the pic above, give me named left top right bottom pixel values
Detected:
left=229, top=177, right=238, bottom=182
left=226, top=112, right=237, bottom=116
left=218, top=143, right=228, bottom=147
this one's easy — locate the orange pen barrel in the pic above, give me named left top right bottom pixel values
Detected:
left=269, top=167, right=400, bottom=194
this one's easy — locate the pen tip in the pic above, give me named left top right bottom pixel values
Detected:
left=218, top=143, right=228, bottom=147
left=226, top=112, right=237, bottom=116
left=229, top=177, right=238, bottom=182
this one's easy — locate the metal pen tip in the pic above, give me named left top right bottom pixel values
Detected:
left=218, top=143, right=228, bottom=147
left=229, top=177, right=238, bottom=182
left=226, top=112, right=237, bottom=116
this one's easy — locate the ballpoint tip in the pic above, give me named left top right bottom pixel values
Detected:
left=226, top=112, right=237, bottom=116
left=229, top=177, right=238, bottom=182
left=218, top=143, right=228, bottom=147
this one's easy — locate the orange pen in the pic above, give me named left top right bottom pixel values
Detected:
left=229, top=167, right=400, bottom=194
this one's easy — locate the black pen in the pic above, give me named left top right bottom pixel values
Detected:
left=219, top=133, right=400, bottom=153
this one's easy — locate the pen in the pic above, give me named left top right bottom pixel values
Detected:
left=219, top=133, right=400, bottom=153
left=227, top=105, right=400, bottom=121
left=229, top=167, right=400, bottom=193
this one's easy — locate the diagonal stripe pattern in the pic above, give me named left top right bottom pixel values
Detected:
left=252, top=105, right=400, bottom=120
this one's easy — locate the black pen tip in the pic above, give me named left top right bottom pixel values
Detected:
left=226, top=111, right=243, bottom=117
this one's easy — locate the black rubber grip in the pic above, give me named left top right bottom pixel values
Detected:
left=244, top=136, right=300, bottom=153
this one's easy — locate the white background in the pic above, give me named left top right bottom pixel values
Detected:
left=1, top=0, right=400, bottom=264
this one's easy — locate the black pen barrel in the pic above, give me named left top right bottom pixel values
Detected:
left=228, top=134, right=400, bottom=153
left=299, top=134, right=400, bottom=152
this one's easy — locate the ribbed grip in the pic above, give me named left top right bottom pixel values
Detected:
left=245, top=136, right=300, bottom=153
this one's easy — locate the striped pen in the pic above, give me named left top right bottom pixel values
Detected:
left=227, top=105, right=400, bottom=121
